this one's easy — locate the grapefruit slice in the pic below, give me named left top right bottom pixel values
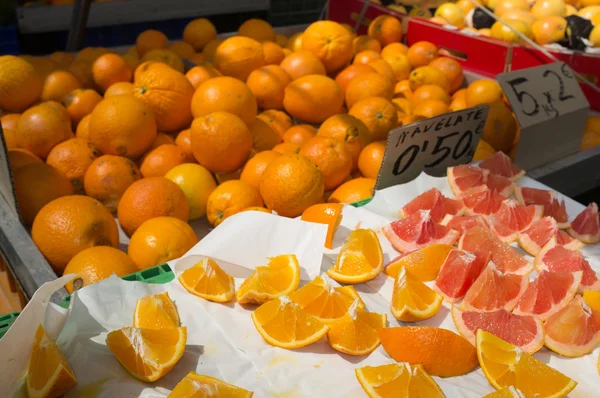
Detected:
left=486, top=173, right=514, bottom=197
left=535, top=237, right=600, bottom=292
left=517, top=216, right=558, bottom=256
left=452, top=306, right=543, bottom=354
left=434, top=249, right=489, bottom=303
left=440, top=214, right=489, bottom=239
left=461, top=186, right=507, bottom=216
left=479, top=151, right=525, bottom=181
left=557, top=229, right=584, bottom=250
left=487, top=215, right=518, bottom=243
left=513, top=270, right=582, bottom=321
left=461, top=261, right=529, bottom=312
left=544, top=295, right=600, bottom=357
left=447, top=165, right=488, bottom=196
left=545, top=198, right=570, bottom=229
left=399, top=188, right=464, bottom=222
left=492, top=200, right=544, bottom=233
left=514, top=186, right=553, bottom=206
left=382, top=210, right=460, bottom=253
left=568, top=203, right=600, bottom=243
left=459, top=226, right=533, bottom=275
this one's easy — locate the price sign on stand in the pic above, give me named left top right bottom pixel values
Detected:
left=375, top=106, right=489, bottom=190
left=497, top=62, right=589, bottom=170
left=0, top=125, right=19, bottom=217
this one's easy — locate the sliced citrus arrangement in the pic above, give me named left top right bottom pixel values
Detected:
left=168, top=371, right=254, bottom=397
left=583, top=289, right=600, bottom=312
left=391, top=268, right=442, bottom=322
left=326, top=228, right=383, bottom=284
left=399, top=187, right=463, bottom=223
left=289, top=273, right=364, bottom=323
left=568, top=202, right=600, bottom=243
left=178, top=257, right=235, bottom=303
left=434, top=249, right=487, bottom=303
left=440, top=214, right=489, bottom=239
left=382, top=210, right=459, bottom=253
left=384, top=243, right=452, bottom=281
left=355, top=363, right=444, bottom=398
left=327, top=300, right=386, bottom=356
left=27, top=324, right=77, bottom=398
left=483, top=386, right=526, bottom=398
left=301, top=203, right=343, bottom=249
left=479, top=151, right=525, bottom=181
left=236, top=254, right=301, bottom=304
left=514, top=186, right=569, bottom=228
left=251, top=295, right=329, bottom=349
left=134, top=292, right=181, bottom=330
left=379, top=326, right=478, bottom=377
left=461, top=186, right=507, bottom=216
left=106, top=326, right=187, bottom=382
left=477, top=329, right=577, bottom=397
left=447, top=164, right=488, bottom=196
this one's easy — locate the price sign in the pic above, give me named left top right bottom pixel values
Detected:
left=497, top=62, right=589, bottom=170
left=375, top=106, right=489, bottom=190
left=0, top=125, right=19, bottom=217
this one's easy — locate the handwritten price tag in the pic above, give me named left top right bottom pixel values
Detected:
left=375, top=106, right=489, bottom=190
left=497, top=62, right=589, bottom=170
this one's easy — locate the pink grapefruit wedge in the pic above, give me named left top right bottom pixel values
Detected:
left=557, top=230, right=584, bottom=250
left=568, top=203, right=600, bottom=244
left=452, top=306, right=543, bottom=353
left=517, top=217, right=558, bottom=256
left=486, top=174, right=514, bottom=197
left=461, top=186, right=508, bottom=216
left=545, top=198, right=569, bottom=229
left=434, top=249, right=488, bottom=303
left=440, top=214, right=489, bottom=239
left=492, top=200, right=544, bottom=233
left=514, top=186, right=553, bottom=206
left=447, top=165, right=488, bottom=196
left=399, top=188, right=464, bottom=222
left=488, top=215, right=518, bottom=243
left=479, top=151, right=525, bottom=181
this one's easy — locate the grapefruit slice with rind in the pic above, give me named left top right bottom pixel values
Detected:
left=382, top=210, right=460, bottom=253
left=557, top=229, right=584, bottom=250
left=545, top=198, right=570, bottom=229
left=447, top=164, right=488, bottom=196
left=391, top=268, right=443, bottom=322
left=355, top=363, right=444, bottom=398
left=459, top=226, right=533, bottom=275
left=452, top=306, right=544, bottom=354
left=544, top=294, right=600, bottom=357
left=461, top=186, right=507, bottom=216
left=461, top=261, right=529, bottom=312
left=513, top=270, right=582, bottom=321
left=487, top=215, right=518, bottom=243
left=483, top=386, right=526, bottom=398
left=492, top=200, right=544, bottom=233
left=479, top=151, right=525, bottom=181
left=486, top=173, right=514, bottom=197
left=514, top=186, right=569, bottom=229
left=399, top=188, right=464, bottom=222
left=568, top=202, right=600, bottom=243
left=434, top=249, right=487, bottom=303
left=535, top=237, right=600, bottom=293
left=518, top=217, right=583, bottom=256
left=440, top=214, right=489, bottom=239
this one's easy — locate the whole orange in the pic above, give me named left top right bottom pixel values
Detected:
left=302, top=21, right=354, bottom=73
left=183, top=18, right=217, bottom=51
left=407, top=41, right=439, bottom=68
left=46, top=137, right=102, bottom=193
left=466, top=79, right=504, bottom=107
left=328, top=177, right=376, bottom=204
left=122, top=51, right=140, bottom=72
left=165, top=163, right=217, bottom=220
left=286, top=32, right=304, bottom=51
left=92, top=54, right=132, bottom=92
left=8, top=148, right=42, bottom=171
left=238, top=19, right=276, bottom=42
left=257, top=109, right=293, bottom=138
left=134, top=60, right=172, bottom=82
left=259, top=153, right=324, bottom=217
left=345, top=72, right=394, bottom=109
left=175, top=129, right=196, bottom=162
left=283, top=124, right=317, bottom=145
left=399, top=114, right=426, bottom=126
left=169, top=41, right=196, bottom=59
left=368, top=15, right=403, bottom=46
left=202, top=39, right=224, bottom=60
left=76, top=114, right=91, bottom=140
left=206, top=180, right=264, bottom=226
left=2, top=128, right=17, bottom=149
left=280, top=51, right=327, bottom=80
left=240, top=150, right=280, bottom=189
left=104, top=81, right=134, bottom=97
left=213, top=36, right=265, bottom=81
left=191, top=76, right=257, bottom=125
left=190, top=111, right=252, bottom=173
left=318, top=113, right=373, bottom=171
left=353, top=35, right=382, bottom=54
left=141, top=49, right=184, bottom=73
left=150, top=132, right=175, bottom=150
left=381, top=42, right=409, bottom=58
left=353, top=50, right=381, bottom=65
left=335, top=64, right=376, bottom=94
left=358, top=141, right=386, bottom=179
left=187, top=52, right=207, bottom=65
left=272, top=142, right=301, bottom=154
left=246, top=65, right=292, bottom=110
left=413, top=99, right=450, bottom=118
left=49, top=51, right=75, bottom=68
left=392, top=97, right=415, bottom=116
left=16, top=101, right=73, bottom=159
left=483, top=101, right=518, bottom=152
left=394, top=80, right=414, bottom=101
left=41, top=70, right=82, bottom=102
left=449, top=88, right=468, bottom=111
left=83, top=155, right=142, bottom=212
left=381, top=52, right=412, bottom=81
left=89, top=95, right=157, bottom=158
left=409, top=66, right=450, bottom=92
left=349, top=97, right=398, bottom=141
left=32, top=195, right=119, bottom=273
left=14, top=162, right=73, bottom=226
left=140, top=144, right=187, bottom=177
left=23, top=55, right=59, bottom=81
left=67, top=59, right=95, bottom=88
left=117, top=177, right=190, bottom=236
left=0, top=55, right=43, bottom=112
left=185, top=65, right=220, bottom=89
left=63, top=88, right=103, bottom=127
left=136, top=29, right=168, bottom=57
left=128, top=217, right=198, bottom=269
left=429, top=57, right=464, bottom=93
left=413, top=84, right=451, bottom=104
left=262, top=41, right=286, bottom=65
left=248, top=117, right=282, bottom=152
left=283, top=75, right=344, bottom=124
left=368, top=59, right=396, bottom=82
left=300, top=136, right=353, bottom=190
left=1, top=113, right=20, bottom=131
left=276, top=34, right=288, bottom=47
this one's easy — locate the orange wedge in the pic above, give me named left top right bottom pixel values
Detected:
left=168, top=371, right=254, bottom=397
left=355, top=363, right=444, bottom=398
left=391, top=268, right=443, bottom=322
left=384, top=243, right=453, bottom=281
left=178, top=257, right=235, bottom=303
left=477, top=329, right=577, bottom=397
left=27, top=325, right=77, bottom=398
left=251, top=295, right=329, bottom=349
left=106, top=326, right=187, bottom=382
left=289, top=273, right=365, bottom=323
left=483, top=386, right=526, bottom=397
left=337, top=285, right=366, bottom=308
left=327, top=300, right=387, bottom=355
left=327, top=229, right=383, bottom=284
left=236, top=254, right=301, bottom=304
left=583, top=289, right=600, bottom=312
left=134, top=292, right=181, bottom=330
left=301, top=203, right=344, bottom=249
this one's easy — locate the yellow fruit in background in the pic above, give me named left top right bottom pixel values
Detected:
left=483, top=101, right=518, bottom=152
left=466, top=79, right=504, bottom=107
left=472, top=139, right=496, bottom=161
left=409, top=66, right=450, bottom=92
left=532, top=0, right=567, bottom=18
left=581, top=129, right=600, bottom=150
left=434, top=3, right=466, bottom=28
left=491, top=19, right=533, bottom=43
left=497, top=9, right=536, bottom=25
left=590, top=25, right=600, bottom=47
left=287, top=32, right=304, bottom=52
left=494, top=0, right=530, bottom=15
left=565, top=4, right=578, bottom=15
left=578, top=5, right=600, bottom=19
left=165, top=163, right=217, bottom=220
left=456, top=0, right=476, bottom=13
left=183, top=18, right=217, bottom=51
left=409, top=7, right=433, bottom=18
left=238, top=18, right=276, bottom=42
left=478, top=28, right=492, bottom=36
left=0, top=55, right=43, bottom=112
left=532, top=16, right=567, bottom=45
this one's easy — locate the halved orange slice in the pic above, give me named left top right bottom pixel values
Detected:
left=301, top=203, right=344, bottom=249
left=178, top=257, right=235, bottom=303
left=236, top=254, right=300, bottom=304
left=477, top=329, right=577, bottom=397
left=384, top=243, right=453, bottom=281
left=483, top=386, right=526, bottom=397
left=27, top=325, right=77, bottom=398
left=326, top=229, right=383, bottom=284
left=134, top=292, right=181, bottom=330
left=251, top=295, right=329, bottom=349
left=355, top=363, right=444, bottom=398
left=391, top=268, right=443, bottom=322
left=106, top=326, right=187, bottom=382
left=327, top=301, right=387, bottom=356
left=168, top=371, right=254, bottom=397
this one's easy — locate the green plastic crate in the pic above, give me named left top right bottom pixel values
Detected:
left=0, top=312, right=19, bottom=339
left=351, top=198, right=373, bottom=208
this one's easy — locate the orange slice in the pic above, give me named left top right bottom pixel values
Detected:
left=289, top=273, right=365, bottom=323
left=384, top=243, right=452, bottom=281
left=483, top=386, right=526, bottom=397
left=337, top=285, right=366, bottom=308
left=134, top=292, right=181, bottom=330
left=355, top=363, right=444, bottom=398
left=169, top=371, right=254, bottom=397
left=106, top=326, right=187, bottom=382
left=301, top=203, right=343, bottom=249
left=327, top=301, right=387, bottom=355
left=583, top=289, right=600, bottom=312
left=251, top=295, right=329, bottom=349
left=236, top=254, right=301, bottom=304
left=178, top=257, right=235, bottom=303
left=326, top=228, right=383, bottom=284
left=477, top=329, right=577, bottom=397
left=391, top=268, right=443, bottom=322
left=27, top=325, right=77, bottom=398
